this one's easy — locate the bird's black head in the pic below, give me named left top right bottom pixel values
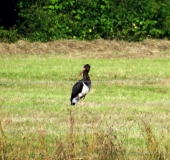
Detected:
left=83, top=64, right=90, bottom=72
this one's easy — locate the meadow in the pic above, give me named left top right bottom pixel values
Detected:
left=1, top=51, right=170, bottom=159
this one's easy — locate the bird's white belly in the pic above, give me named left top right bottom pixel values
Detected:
left=79, top=82, right=90, bottom=97
left=72, top=83, right=90, bottom=105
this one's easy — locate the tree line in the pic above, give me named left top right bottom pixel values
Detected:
left=0, top=0, right=170, bottom=43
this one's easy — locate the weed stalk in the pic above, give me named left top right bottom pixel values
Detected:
left=0, top=119, right=6, bottom=160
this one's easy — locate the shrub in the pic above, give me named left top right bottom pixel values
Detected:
left=1, top=0, right=170, bottom=42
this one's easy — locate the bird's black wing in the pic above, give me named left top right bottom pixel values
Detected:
left=70, top=80, right=83, bottom=103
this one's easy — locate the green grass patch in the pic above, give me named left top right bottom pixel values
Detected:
left=1, top=54, right=170, bottom=159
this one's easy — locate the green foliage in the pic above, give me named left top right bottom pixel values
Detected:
left=0, top=0, right=170, bottom=42
left=160, top=0, right=170, bottom=38
left=16, top=0, right=49, bottom=42
left=0, top=27, right=19, bottom=43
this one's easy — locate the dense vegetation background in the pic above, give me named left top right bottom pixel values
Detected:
left=0, top=0, right=170, bottom=43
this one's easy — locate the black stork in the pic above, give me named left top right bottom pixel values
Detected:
left=70, top=64, right=91, bottom=105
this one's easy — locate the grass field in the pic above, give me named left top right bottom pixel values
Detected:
left=1, top=53, right=170, bottom=159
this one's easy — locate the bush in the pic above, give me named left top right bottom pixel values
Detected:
left=1, top=0, right=170, bottom=42
left=0, top=27, right=19, bottom=43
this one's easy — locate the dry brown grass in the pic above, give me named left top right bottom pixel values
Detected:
left=2, top=108, right=170, bottom=159
left=0, top=119, right=6, bottom=160
left=141, top=120, right=164, bottom=159
left=0, top=39, right=170, bottom=58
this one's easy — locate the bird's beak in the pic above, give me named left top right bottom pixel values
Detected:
left=80, top=68, right=86, bottom=75
left=78, top=68, right=86, bottom=78
left=82, top=68, right=86, bottom=72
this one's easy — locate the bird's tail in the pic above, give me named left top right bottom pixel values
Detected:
left=70, top=96, right=79, bottom=105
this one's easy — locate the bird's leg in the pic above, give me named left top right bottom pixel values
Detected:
left=82, top=95, right=86, bottom=100
left=80, top=95, right=86, bottom=106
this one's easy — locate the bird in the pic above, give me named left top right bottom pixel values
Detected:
left=70, top=64, right=91, bottom=105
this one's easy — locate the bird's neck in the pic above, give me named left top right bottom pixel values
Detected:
left=83, top=72, right=90, bottom=81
